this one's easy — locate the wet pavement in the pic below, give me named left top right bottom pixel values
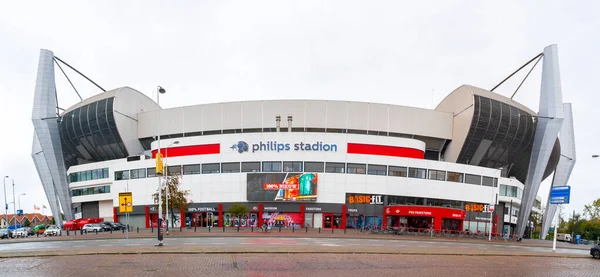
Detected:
left=0, top=253, right=597, bottom=277
left=0, top=237, right=589, bottom=255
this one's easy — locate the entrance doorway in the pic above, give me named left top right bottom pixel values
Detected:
left=192, top=212, right=215, bottom=227
left=323, top=213, right=333, bottom=228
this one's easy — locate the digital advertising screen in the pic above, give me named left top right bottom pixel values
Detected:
left=247, top=173, right=318, bottom=202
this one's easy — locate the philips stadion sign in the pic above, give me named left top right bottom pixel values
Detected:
left=231, top=141, right=338, bottom=153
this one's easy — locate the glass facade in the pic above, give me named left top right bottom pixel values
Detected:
left=71, top=185, right=111, bottom=196
left=499, top=184, right=523, bottom=199
left=69, top=168, right=109, bottom=183
left=59, top=97, right=128, bottom=168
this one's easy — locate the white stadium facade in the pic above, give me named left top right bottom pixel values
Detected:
left=31, top=45, right=576, bottom=239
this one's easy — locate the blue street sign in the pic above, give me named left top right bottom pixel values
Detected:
left=550, top=186, right=571, bottom=204
left=4, top=204, right=7, bottom=210
left=16, top=210, right=23, bottom=216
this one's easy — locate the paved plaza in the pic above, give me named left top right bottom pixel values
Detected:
left=0, top=253, right=597, bottom=277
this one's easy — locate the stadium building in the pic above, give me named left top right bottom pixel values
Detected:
left=31, top=45, right=575, bottom=238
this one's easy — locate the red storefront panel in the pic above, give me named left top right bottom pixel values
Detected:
left=384, top=205, right=465, bottom=232
left=347, top=143, right=424, bottom=159
left=151, top=144, right=220, bottom=158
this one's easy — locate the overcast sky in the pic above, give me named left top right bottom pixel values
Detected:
left=0, top=1, right=598, bottom=219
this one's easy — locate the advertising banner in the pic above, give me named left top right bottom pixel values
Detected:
left=247, top=173, right=318, bottom=202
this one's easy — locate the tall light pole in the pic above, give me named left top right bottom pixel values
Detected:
left=12, top=180, right=16, bottom=231
left=489, top=167, right=502, bottom=242
left=165, top=140, right=179, bottom=234
left=156, top=85, right=166, bottom=246
left=3, top=176, right=8, bottom=226
left=18, top=193, right=26, bottom=211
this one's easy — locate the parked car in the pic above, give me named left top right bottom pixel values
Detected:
left=101, top=222, right=119, bottom=231
left=98, top=223, right=112, bottom=232
left=25, top=227, right=33, bottom=236
left=0, top=229, right=11, bottom=239
left=44, top=225, right=61, bottom=237
left=591, top=244, right=600, bottom=259
left=33, top=224, right=46, bottom=234
left=15, top=228, right=28, bottom=238
left=82, top=224, right=103, bottom=233
left=114, top=222, right=126, bottom=230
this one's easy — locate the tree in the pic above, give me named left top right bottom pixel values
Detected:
left=229, top=204, right=248, bottom=227
left=23, top=218, right=30, bottom=227
left=583, top=198, right=600, bottom=220
left=558, top=205, right=567, bottom=231
left=152, top=175, right=191, bottom=228
left=49, top=217, right=55, bottom=225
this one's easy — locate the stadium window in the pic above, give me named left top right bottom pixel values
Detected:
left=325, top=162, right=345, bottom=173
left=283, top=161, right=303, bottom=172
left=114, top=170, right=129, bottom=181
left=241, top=162, right=261, bottom=173
left=465, top=174, right=482, bottom=185
left=147, top=167, right=156, bottom=177
left=367, top=164, right=387, bottom=176
left=428, top=170, right=446, bottom=181
left=347, top=163, right=366, bottom=174
left=388, top=166, right=407, bottom=177
left=130, top=168, right=147, bottom=179
left=446, top=172, right=464, bottom=183
left=262, top=161, right=282, bottom=172
left=183, top=164, right=201, bottom=175
left=222, top=162, right=240, bottom=173
left=202, top=163, right=220, bottom=174
left=408, top=168, right=427, bottom=179
left=482, top=176, right=494, bottom=187
left=304, top=162, right=324, bottom=173
left=167, top=165, right=182, bottom=176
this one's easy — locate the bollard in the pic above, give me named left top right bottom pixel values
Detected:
left=344, top=228, right=346, bottom=234
left=237, top=225, right=240, bottom=232
left=194, top=226, right=197, bottom=232
left=279, top=226, right=282, bottom=233
left=137, top=227, right=139, bottom=233
left=180, top=226, right=182, bottom=232
left=110, top=229, right=112, bottom=234
left=306, top=227, right=308, bottom=233
left=223, top=225, right=225, bottom=232
left=122, top=228, right=125, bottom=233
left=151, top=225, right=154, bottom=233
left=252, top=226, right=254, bottom=232
left=36, top=233, right=39, bottom=238
left=67, top=230, right=69, bottom=236
left=95, top=229, right=98, bottom=235
left=293, top=225, right=294, bottom=233
left=332, top=228, right=334, bottom=234
left=319, top=227, right=321, bottom=233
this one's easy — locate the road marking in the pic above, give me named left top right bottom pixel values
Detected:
left=98, top=245, right=112, bottom=247
left=321, top=244, right=340, bottom=247
left=213, top=238, right=225, bottom=240
left=72, top=245, right=86, bottom=248
left=211, top=242, right=226, bottom=245
left=269, top=242, right=283, bottom=245
left=127, top=244, right=141, bottom=246
left=240, top=243, right=252, bottom=245
left=183, top=243, right=197, bottom=245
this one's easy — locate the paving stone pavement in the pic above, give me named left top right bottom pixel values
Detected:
left=0, top=253, right=597, bottom=277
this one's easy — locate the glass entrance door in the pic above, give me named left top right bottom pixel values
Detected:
left=323, top=213, right=333, bottom=228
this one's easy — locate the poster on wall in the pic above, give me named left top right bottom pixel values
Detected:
left=262, top=212, right=302, bottom=228
left=247, top=173, right=318, bottom=202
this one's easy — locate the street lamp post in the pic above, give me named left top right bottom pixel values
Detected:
left=156, top=85, right=166, bottom=247
left=3, top=176, right=8, bottom=226
left=488, top=167, right=502, bottom=242
left=164, top=140, right=180, bottom=234
left=18, top=193, right=25, bottom=211
left=12, top=180, right=16, bottom=232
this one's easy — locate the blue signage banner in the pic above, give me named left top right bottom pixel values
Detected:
left=17, top=209, right=23, bottom=216
left=550, top=186, right=571, bottom=204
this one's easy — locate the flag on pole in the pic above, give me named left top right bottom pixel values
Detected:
left=43, top=204, right=47, bottom=209
left=34, top=205, right=40, bottom=211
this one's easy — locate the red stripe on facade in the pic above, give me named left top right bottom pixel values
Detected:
left=347, top=143, right=424, bottom=159
left=151, top=144, right=220, bottom=158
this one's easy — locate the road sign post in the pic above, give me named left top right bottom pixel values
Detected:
left=549, top=186, right=570, bottom=251
left=119, top=192, right=133, bottom=242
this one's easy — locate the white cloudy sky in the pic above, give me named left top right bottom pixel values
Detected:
left=0, top=1, right=598, bottom=219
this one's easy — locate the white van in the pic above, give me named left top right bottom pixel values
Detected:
left=557, top=233, right=572, bottom=242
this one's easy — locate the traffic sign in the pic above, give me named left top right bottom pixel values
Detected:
left=488, top=204, right=495, bottom=213
left=16, top=209, right=23, bottom=216
left=550, top=186, right=570, bottom=204
left=119, top=192, right=133, bottom=213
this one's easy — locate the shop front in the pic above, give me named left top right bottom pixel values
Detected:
left=187, top=206, right=219, bottom=227
left=345, top=193, right=384, bottom=229
left=303, top=204, right=345, bottom=229
left=383, top=205, right=465, bottom=232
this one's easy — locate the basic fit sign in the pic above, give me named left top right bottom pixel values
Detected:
left=347, top=194, right=383, bottom=205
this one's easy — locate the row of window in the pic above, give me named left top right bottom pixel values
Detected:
left=499, top=184, right=523, bottom=200
left=71, top=185, right=111, bottom=197
left=114, top=161, right=498, bottom=187
left=68, top=168, right=109, bottom=183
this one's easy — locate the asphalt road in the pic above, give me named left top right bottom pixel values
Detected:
left=0, top=236, right=590, bottom=255
left=1, top=253, right=598, bottom=277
